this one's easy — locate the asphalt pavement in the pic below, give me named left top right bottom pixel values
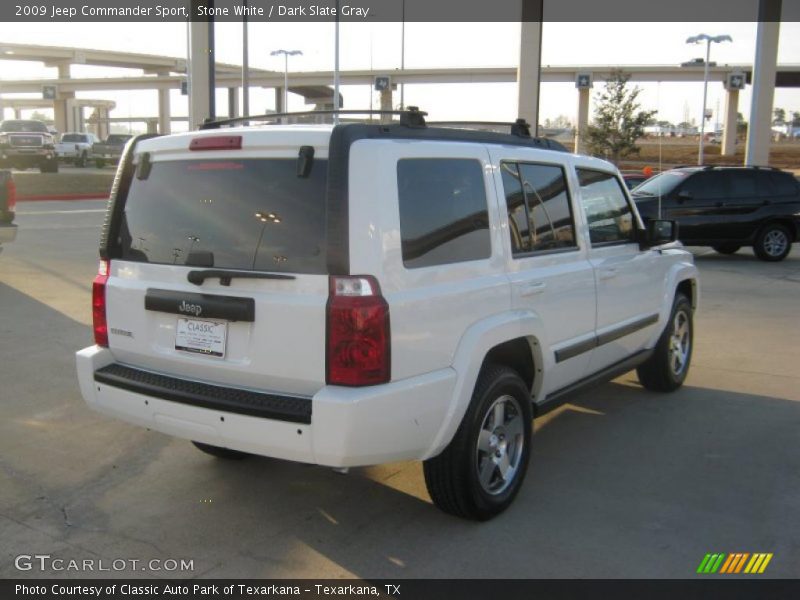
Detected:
left=1, top=200, right=798, bottom=579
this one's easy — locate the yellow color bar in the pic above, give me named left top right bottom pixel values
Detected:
left=744, top=554, right=761, bottom=573
left=758, top=553, right=773, bottom=574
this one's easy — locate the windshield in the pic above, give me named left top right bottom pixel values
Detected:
left=631, top=171, right=689, bottom=197
left=1, top=120, right=49, bottom=133
left=119, top=158, right=329, bottom=274
left=61, top=134, right=84, bottom=142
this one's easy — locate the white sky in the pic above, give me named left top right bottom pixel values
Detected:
left=0, top=21, right=799, bottom=130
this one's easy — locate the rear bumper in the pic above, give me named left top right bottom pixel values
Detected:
left=0, top=223, right=17, bottom=244
left=76, top=346, right=455, bottom=467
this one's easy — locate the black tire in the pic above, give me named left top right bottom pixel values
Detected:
left=753, top=223, right=792, bottom=262
left=423, top=364, right=532, bottom=521
left=95, top=159, right=106, bottom=168
left=637, top=293, right=693, bottom=392
left=712, top=244, right=741, bottom=255
left=191, top=441, right=249, bottom=460
left=76, top=152, right=87, bottom=168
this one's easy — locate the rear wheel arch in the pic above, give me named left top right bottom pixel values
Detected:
left=481, top=337, right=538, bottom=396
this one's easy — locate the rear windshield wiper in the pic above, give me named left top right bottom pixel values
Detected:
left=187, top=269, right=296, bottom=286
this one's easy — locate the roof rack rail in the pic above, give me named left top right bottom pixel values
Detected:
left=200, top=107, right=428, bottom=130
left=427, top=118, right=533, bottom=138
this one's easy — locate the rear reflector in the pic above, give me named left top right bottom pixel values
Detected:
left=5, top=177, right=15, bottom=212
left=189, top=136, right=242, bottom=151
left=326, top=276, right=390, bottom=386
left=92, top=259, right=109, bottom=347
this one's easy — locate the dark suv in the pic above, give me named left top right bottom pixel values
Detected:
left=632, top=166, right=800, bottom=261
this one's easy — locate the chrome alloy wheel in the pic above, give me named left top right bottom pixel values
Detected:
left=763, top=229, right=789, bottom=258
left=475, top=394, right=525, bottom=495
left=669, top=309, right=691, bottom=376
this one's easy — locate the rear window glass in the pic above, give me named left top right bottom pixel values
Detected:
left=106, top=135, right=132, bottom=144
left=397, top=158, right=490, bottom=269
left=118, top=159, right=328, bottom=274
left=61, top=134, right=84, bottom=142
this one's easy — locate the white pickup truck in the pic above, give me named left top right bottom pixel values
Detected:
left=55, top=132, right=98, bottom=167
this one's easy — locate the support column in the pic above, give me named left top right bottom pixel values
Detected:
left=146, top=119, right=158, bottom=134
left=227, top=87, right=240, bottom=118
left=274, top=87, right=284, bottom=113
left=722, top=89, right=739, bottom=156
left=156, top=72, right=172, bottom=135
left=574, top=87, right=591, bottom=154
left=98, top=108, right=109, bottom=140
left=745, top=1, right=781, bottom=166
left=188, top=6, right=212, bottom=129
left=14, top=108, right=22, bottom=119
left=53, top=62, right=75, bottom=134
left=517, top=8, right=543, bottom=135
left=379, top=86, right=393, bottom=123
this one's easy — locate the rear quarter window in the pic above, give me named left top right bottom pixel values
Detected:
left=397, top=158, right=491, bottom=269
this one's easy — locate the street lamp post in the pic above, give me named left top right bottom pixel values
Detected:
left=686, top=33, right=732, bottom=165
left=270, top=49, right=302, bottom=114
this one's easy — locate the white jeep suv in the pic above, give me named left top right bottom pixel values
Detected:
left=76, top=109, right=698, bottom=520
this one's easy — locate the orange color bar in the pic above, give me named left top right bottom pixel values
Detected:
left=720, top=554, right=736, bottom=574
left=734, top=553, right=750, bottom=573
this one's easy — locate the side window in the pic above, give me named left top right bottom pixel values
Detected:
left=754, top=171, right=777, bottom=198
left=728, top=171, right=759, bottom=198
left=771, top=172, right=799, bottom=196
left=501, top=161, right=577, bottom=256
left=397, top=158, right=491, bottom=269
left=576, top=168, right=635, bottom=245
left=518, top=163, right=576, bottom=251
left=679, top=172, right=728, bottom=200
left=500, top=162, right=530, bottom=254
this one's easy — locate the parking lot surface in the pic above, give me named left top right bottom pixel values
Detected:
left=1, top=200, right=798, bottom=578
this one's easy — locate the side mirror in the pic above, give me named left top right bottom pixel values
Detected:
left=677, top=190, right=692, bottom=202
left=640, top=219, right=678, bottom=248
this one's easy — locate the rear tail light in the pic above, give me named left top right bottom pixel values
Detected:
left=326, top=276, right=390, bottom=386
left=92, top=259, right=109, bottom=347
left=6, top=177, right=16, bottom=212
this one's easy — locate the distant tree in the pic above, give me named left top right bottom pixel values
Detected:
left=791, top=112, right=800, bottom=128
left=29, top=110, right=51, bottom=122
left=586, top=70, right=656, bottom=163
left=772, top=107, right=786, bottom=125
left=552, top=114, right=573, bottom=129
left=737, top=112, right=748, bottom=136
left=656, top=120, right=674, bottom=128
left=677, top=121, right=694, bottom=130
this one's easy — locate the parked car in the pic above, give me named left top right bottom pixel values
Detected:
left=56, top=132, right=98, bottom=167
left=0, top=170, right=17, bottom=247
left=92, top=134, right=133, bottom=168
left=632, top=165, right=800, bottom=261
left=76, top=109, right=698, bottom=520
left=0, top=119, right=59, bottom=173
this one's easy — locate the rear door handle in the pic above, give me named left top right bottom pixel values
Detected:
left=519, top=282, right=547, bottom=297
left=598, top=268, right=618, bottom=281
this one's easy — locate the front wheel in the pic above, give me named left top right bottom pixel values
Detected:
left=423, top=364, right=532, bottom=521
left=76, top=152, right=88, bottom=168
left=637, top=293, right=693, bottom=392
left=753, top=223, right=792, bottom=262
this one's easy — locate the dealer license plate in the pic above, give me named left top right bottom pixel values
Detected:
left=175, top=318, right=227, bottom=357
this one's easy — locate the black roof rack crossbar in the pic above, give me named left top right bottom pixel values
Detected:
left=200, top=107, right=428, bottom=130
left=427, top=119, right=532, bottom=138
